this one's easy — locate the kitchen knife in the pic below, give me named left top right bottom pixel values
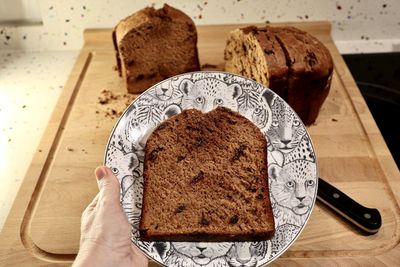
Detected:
left=317, top=177, right=382, bottom=234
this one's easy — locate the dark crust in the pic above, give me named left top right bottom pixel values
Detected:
left=139, top=107, right=274, bottom=242
left=254, top=27, right=289, bottom=99
left=273, top=26, right=333, bottom=79
left=283, top=26, right=333, bottom=124
left=241, top=25, right=258, bottom=35
left=112, top=29, right=122, bottom=77
left=237, top=25, right=333, bottom=125
left=139, top=230, right=275, bottom=242
left=272, top=28, right=308, bottom=122
left=271, top=26, right=333, bottom=124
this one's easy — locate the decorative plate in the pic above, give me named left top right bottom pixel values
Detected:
left=105, top=71, right=318, bottom=266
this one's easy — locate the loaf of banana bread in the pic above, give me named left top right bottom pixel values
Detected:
left=224, top=25, right=333, bottom=125
left=113, top=4, right=200, bottom=93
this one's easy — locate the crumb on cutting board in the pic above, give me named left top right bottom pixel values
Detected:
left=96, top=89, right=136, bottom=119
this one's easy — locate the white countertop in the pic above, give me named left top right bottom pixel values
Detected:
left=0, top=50, right=78, bottom=230
left=0, top=0, right=399, bottom=231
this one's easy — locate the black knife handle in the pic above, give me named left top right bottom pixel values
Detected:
left=317, top=177, right=382, bottom=234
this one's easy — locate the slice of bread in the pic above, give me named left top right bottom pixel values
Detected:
left=224, top=25, right=333, bottom=125
left=113, top=4, right=200, bottom=94
left=139, top=107, right=275, bottom=241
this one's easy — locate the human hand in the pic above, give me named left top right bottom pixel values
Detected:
left=73, top=166, right=148, bottom=267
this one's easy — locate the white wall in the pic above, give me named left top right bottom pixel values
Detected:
left=0, top=0, right=399, bottom=53
left=0, top=0, right=42, bottom=24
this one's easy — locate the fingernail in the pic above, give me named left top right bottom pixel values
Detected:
left=95, top=166, right=107, bottom=180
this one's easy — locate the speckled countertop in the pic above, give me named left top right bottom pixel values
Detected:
left=2, top=0, right=399, bottom=53
left=0, top=0, right=399, bottom=231
left=0, top=51, right=78, bottom=229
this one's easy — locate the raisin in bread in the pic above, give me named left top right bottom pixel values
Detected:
left=224, top=25, right=333, bottom=125
left=139, top=107, right=275, bottom=241
left=113, top=4, right=200, bottom=93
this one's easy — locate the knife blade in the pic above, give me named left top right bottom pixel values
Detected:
left=317, top=177, right=382, bottom=234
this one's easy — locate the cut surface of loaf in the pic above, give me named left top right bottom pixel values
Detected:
left=113, top=4, right=200, bottom=93
left=224, top=25, right=333, bottom=125
left=225, top=26, right=289, bottom=98
left=139, top=107, right=275, bottom=241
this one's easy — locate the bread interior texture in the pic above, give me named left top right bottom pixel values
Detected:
left=225, top=29, right=270, bottom=87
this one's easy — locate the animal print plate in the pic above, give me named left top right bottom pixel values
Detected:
left=105, top=71, right=318, bottom=266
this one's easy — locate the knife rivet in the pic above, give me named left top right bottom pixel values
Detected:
left=333, top=193, right=340, bottom=199
left=364, top=213, right=371, bottom=219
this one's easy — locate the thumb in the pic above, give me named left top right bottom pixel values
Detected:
left=95, top=166, right=120, bottom=203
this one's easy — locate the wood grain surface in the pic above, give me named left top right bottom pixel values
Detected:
left=0, top=21, right=399, bottom=266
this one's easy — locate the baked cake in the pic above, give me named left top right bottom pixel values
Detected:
left=224, top=25, right=333, bottom=125
left=113, top=4, right=200, bottom=93
left=139, top=107, right=275, bottom=241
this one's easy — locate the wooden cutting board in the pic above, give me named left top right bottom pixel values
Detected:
left=1, top=21, right=400, bottom=266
